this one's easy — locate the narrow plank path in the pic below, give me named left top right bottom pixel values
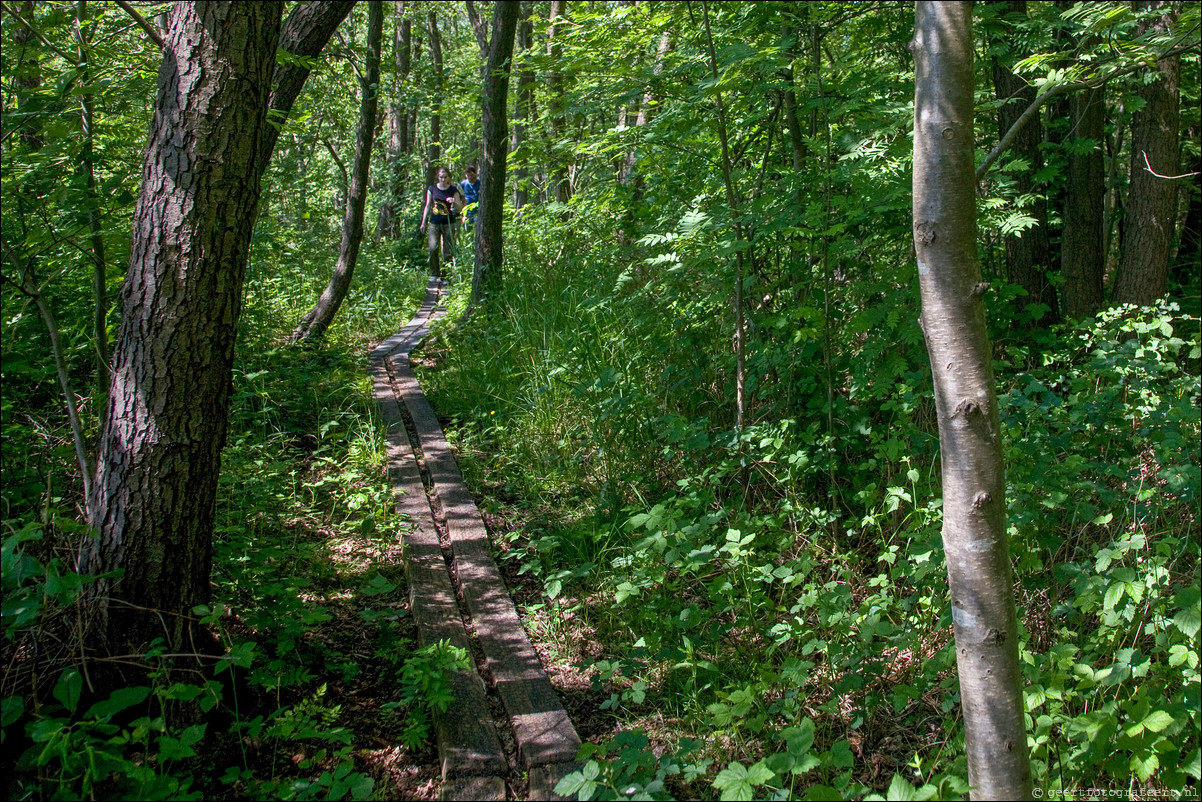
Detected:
left=369, top=280, right=581, bottom=801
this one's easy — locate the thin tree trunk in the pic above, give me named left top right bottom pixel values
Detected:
left=293, top=0, right=385, bottom=342
left=82, top=1, right=284, bottom=655
left=700, top=0, right=747, bottom=433
left=781, top=12, right=807, bottom=204
left=14, top=0, right=45, bottom=151
left=547, top=0, right=571, bottom=205
left=427, top=10, right=443, bottom=170
left=5, top=243, right=94, bottom=512
left=1114, top=0, right=1180, bottom=306
left=781, top=69, right=805, bottom=200
left=619, top=30, right=671, bottom=185
left=75, top=0, right=111, bottom=408
left=512, top=2, right=534, bottom=210
left=990, top=0, right=1059, bottom=325
left=377, top=1, right=411, bottom=239
left=912, top=3, right=1032, bottom=798
left=1061, top=83, right=1106, bottom=318
left=470, top=0, right=520, bottom=307
left=259, top=2, right=356, bottom=169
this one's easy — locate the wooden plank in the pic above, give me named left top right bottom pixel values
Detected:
left=440, top=775, right=506, bottom=801
left=368, top=288, right=507, bottom=781
left=528, top=762, right=582, bottom=802
left=390, top=353, right=582, bottom=769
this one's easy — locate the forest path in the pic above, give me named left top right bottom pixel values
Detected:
left=369, top=280, right=581, bottom=802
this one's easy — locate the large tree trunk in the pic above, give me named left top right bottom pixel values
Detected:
left=82, top=2, right=284, bottom=654
left=912, top=3, right=1032, bottom=799
left=1061, top=84, right=1106, bottom=318
left=990, top=0, right=1059, bottom=325
left=470, top=1, right=520, bottom=307
left=293, top=0, right=385, bottom=342
left=1114, top=0, right=1180, bottom=306
left=81, top=0, right=351, bottom=657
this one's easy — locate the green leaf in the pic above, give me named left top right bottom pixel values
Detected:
left=1173, top=605, right=1201, bottom=641
left=1, top=695, right=24, bottom=728
left=1140, top=710, right=1175, bottom=734
left=85, top=685, right=151, bottom=719
left=53, top=667, right=82, bottom=714
left=1130, top=751, right=1159, bottom=783
left=1184, top=748, right=1201, bottom=780
left=781, top=719, right=816, bottom=755
left=1104, top=581, right=1126, bottom=611
left=714, top=761, right=772, bottom=801
left=828, top=740, right=855, bottom=769
left=886, top=773, right=918, bottom=801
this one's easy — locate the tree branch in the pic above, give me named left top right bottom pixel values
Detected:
left=465, top=0, right=489, bottom=56
left=977, top=38, right=1201, bottom=182
left=113, top=0, right=164, bottom=49
left=1143, top=150, right=1200, bottom=180
left=3, top=242, right=94, bottom=513
left=0, top=0, right=77, bottom=63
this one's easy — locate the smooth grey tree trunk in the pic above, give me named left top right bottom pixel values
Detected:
left=292, top=0, right=385, bottom=342
left=912, top=3, right=1032, bottom=799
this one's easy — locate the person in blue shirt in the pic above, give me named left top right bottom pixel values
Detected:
left=459, top=166, right=481, bottom=239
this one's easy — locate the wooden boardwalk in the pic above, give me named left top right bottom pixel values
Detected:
left=369, top=281, right=581, bottom=801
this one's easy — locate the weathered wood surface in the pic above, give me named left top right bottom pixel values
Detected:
left=369, top=281, right=506, bottom=782
left=370, top=279, right=581, bottom=799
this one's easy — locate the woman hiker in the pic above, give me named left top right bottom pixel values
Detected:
left=420, top=166, right=464, bottom=280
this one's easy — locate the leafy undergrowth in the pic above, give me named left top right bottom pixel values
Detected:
left=2, top=246, right=459, bottom=800
left=417, top=207, right=1201, bottom=801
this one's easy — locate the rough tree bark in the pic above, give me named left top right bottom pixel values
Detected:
left=81, top=2, right=284, bottom=654
left=293, top=0, right=385, bottom=342
left=81, top=1, right=352, bottom=656
left=470, top=0, right=520, bottom=308
left=1114, top=0, right=1181, bottom=306
left=912, top=3, right=1032, bottom=799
